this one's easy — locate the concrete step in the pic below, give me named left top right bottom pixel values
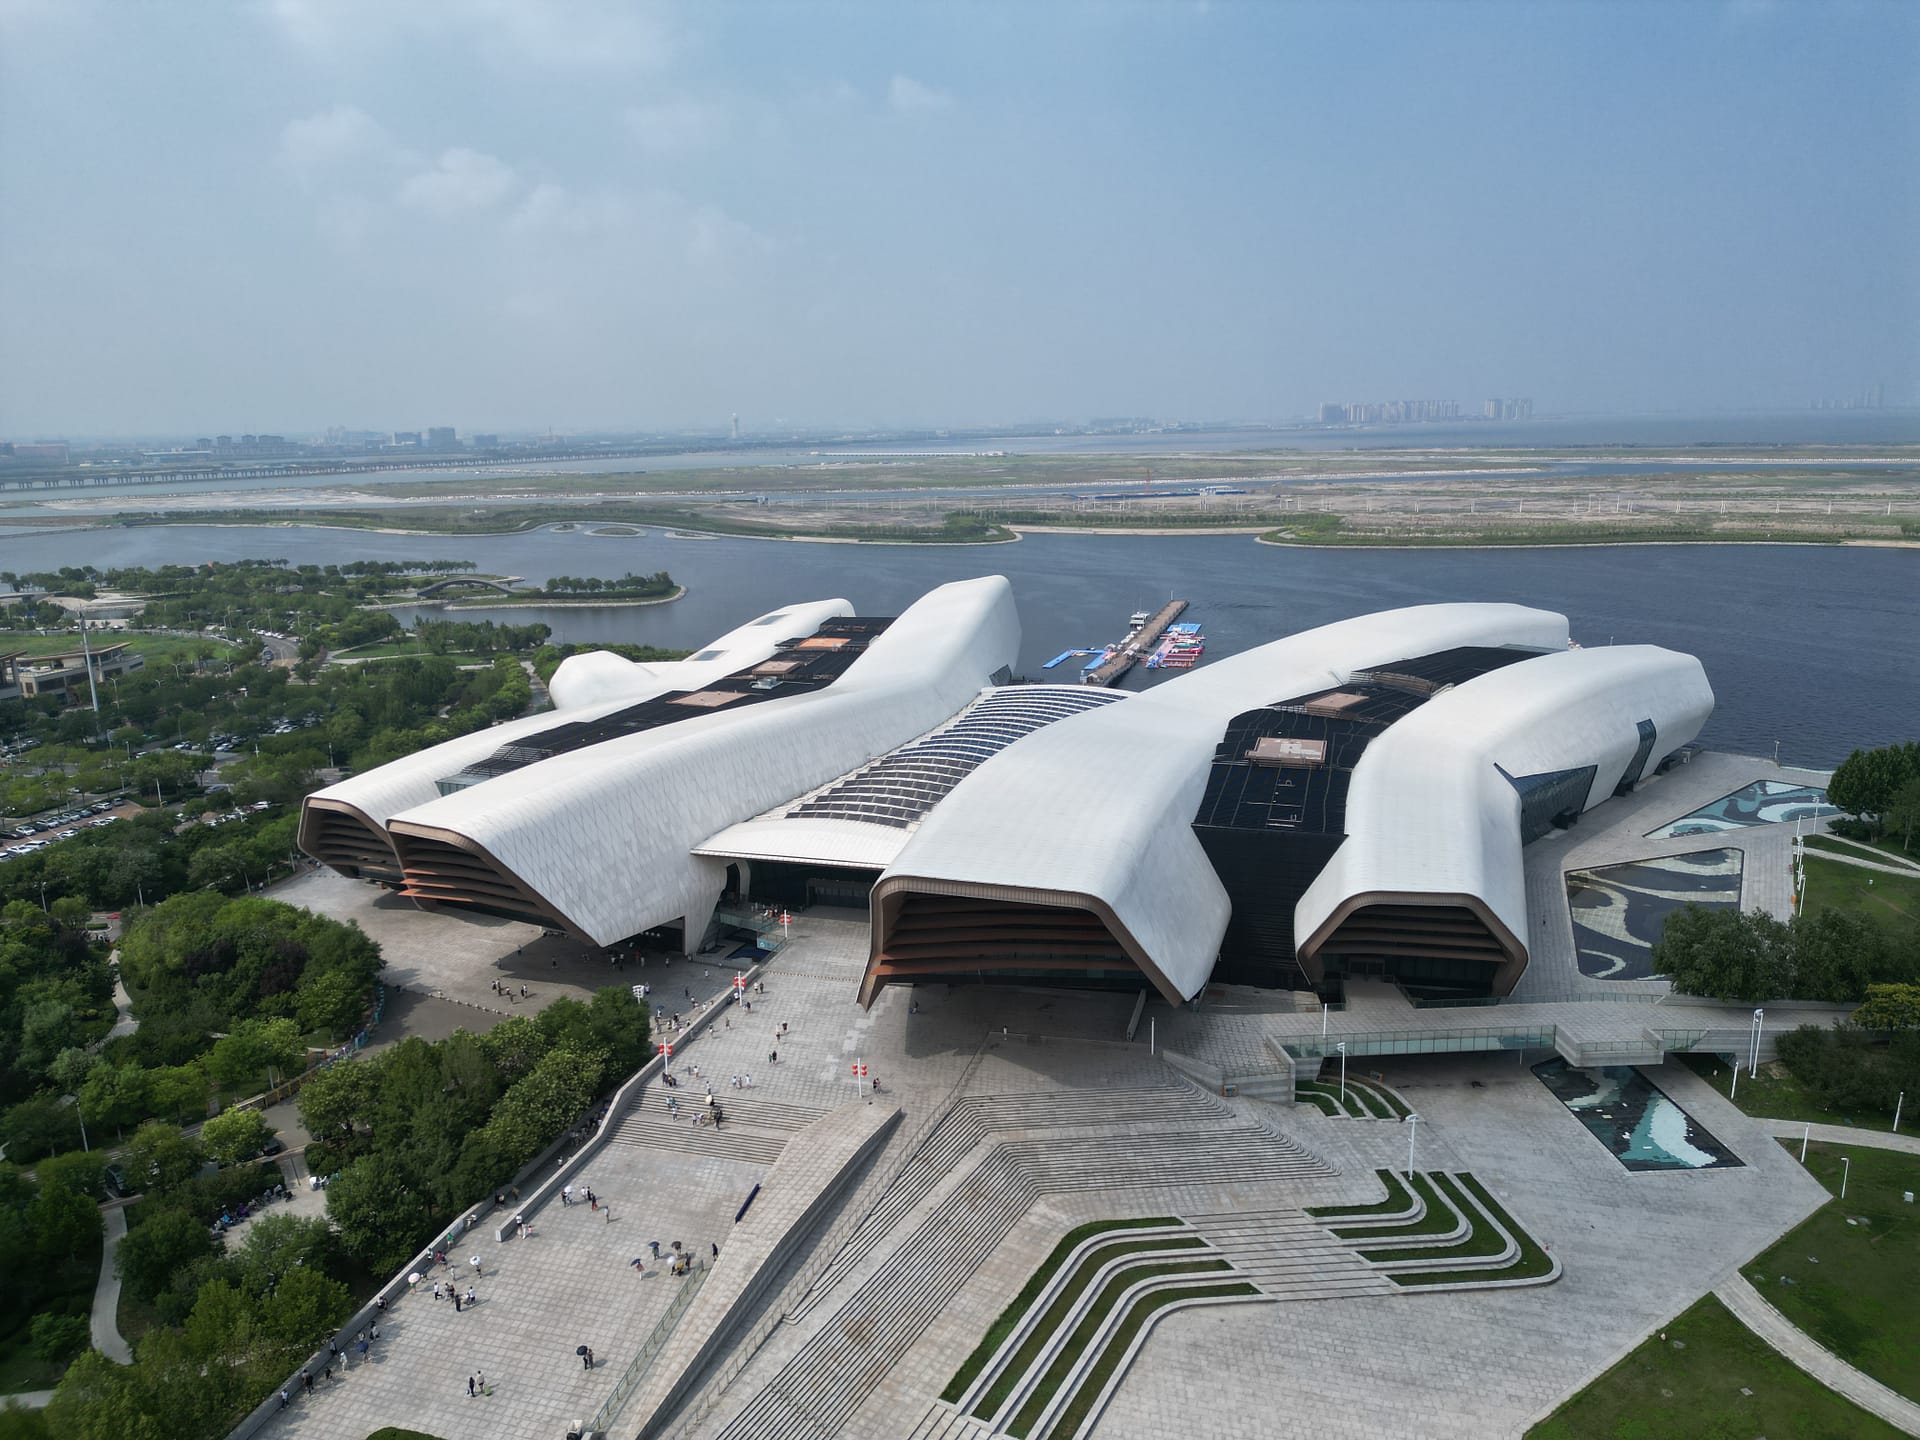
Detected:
left=609, top=1116, right=790, bottom=1166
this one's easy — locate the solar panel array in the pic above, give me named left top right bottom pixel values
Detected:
left=786, top=686, right=1125, bottom=829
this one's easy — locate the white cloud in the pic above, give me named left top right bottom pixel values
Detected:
left=622, top=98, right=729, bottom=155
left=888, top=74, right=952, bottom=114
left=258, top=0, right=673, bottom=70
left=397, top=147, right=520, bottom=217
left=276, top=104, right=406, bottom=180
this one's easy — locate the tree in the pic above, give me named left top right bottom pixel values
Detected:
left=27, top=1180, right=102, bottom=1266
left=295, top=1058, right=375, bottom=1142
left=77, top=1062, right=153, bottom=1136
left=30, top=1312, right=89, bottom=1364
left=1652, top=906, right=1791, bottom=1000
left=258, top=1265, right=351, bottom=1360
left=1885, top=777, right=1920, bottom=851
left=324, top=1155, right=432, bottom=1273
left=294, top=967, right=362, bottom=1037
left=231, top=1213, right=336, bottom=1299
left=1788, top=908, right=1890, bottom=1002
left=205, top=1017, right=305, bottom=1092
left=1855, top=983, right=1920, bottom=1030
left=1827, top=742, right=1920, bottom=830
left=0, top=1094, right=84, bottom=1162
left=44, top=1348, right=163, bottom=1440
left=35, top=1149, right=107, bottom=1200
left=114, top=1207, right=217, bottom=1305
left=125, top=1122, right=205, bottom=1193
left=199, top=1107, right=271, bottom=1167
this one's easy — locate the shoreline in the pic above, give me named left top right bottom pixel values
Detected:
left=26, top=513, right=1918, bottom=555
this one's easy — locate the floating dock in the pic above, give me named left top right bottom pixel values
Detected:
left=1083, top=599, right=1189, bottom=687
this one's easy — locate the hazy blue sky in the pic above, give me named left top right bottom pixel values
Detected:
left=2, top=0, right=1914, bottom=436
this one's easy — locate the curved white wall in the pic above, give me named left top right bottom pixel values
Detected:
left=388, top=575, right=1021, bottom=947
left=871, top=603, right=1571, bottom=1003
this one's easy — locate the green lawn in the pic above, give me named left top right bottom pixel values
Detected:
left=1677, top=1053, right=1904, bottom=1134
left=1743, top=1141, right=1920, bottom=1402
left=1801, top=854, right=1920, bottom=938
left=1528, top=1293, right=1905, bottom=1439
left=1804, top=833, right=1920, bottom=867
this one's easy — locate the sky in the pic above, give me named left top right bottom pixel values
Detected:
left=1, top=0, right=1915, bottom=438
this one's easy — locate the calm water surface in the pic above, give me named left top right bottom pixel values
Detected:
left=4, top=524, right=1913, bottom=767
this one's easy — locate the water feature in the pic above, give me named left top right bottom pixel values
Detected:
left=1, top=525, right=1912, bottom=767
left=1533, top=1057, right=1742, bottom=1171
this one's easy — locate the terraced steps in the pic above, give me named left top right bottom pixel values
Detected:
left=721, top=1121, right=1332, bottom=1440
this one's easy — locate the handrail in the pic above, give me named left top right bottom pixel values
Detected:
left=589, top=1263, right=708, bottom=1435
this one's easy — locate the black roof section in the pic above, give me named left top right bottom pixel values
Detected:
left=437, top=616, right=896, bottom=792
left=1192, top=645, right=1544, bottom=834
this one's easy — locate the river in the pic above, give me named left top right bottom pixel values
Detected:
left=2, top=523, right=1912, bottom=767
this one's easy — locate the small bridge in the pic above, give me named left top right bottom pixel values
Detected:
left=415, top=576, right=523, bottom=598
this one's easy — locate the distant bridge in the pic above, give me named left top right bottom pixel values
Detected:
left=415, top=577, right=523, bottom=598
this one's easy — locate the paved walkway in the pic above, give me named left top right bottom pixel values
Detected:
left=1759, top=1119, right=1920, bottom=1156
left=2, top=1390, right=54, bottom=1410
left=92, top=1205, right=133, bottom=1364
left=1715, top=1274, right=1920, bottom=1437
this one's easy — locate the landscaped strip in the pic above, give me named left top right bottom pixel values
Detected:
left=1359, top=1173, right=1508, bottom=1263
left=1306, top=1167, right=1414, bottom=1220
left=1388, top=1174, right=1557, bottom=1287
left=1046, top=1282, right=1262, bottom=1439
left=1006, top=1259, right=1233, bottom=1437
left=939, top=1217, right=1178, bottom=1404
left=1331, top=1171, right=1458, bottom=1241
left=968, top=1237, right=1206, bottom=1418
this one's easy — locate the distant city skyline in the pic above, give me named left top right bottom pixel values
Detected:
left=2, top=1, right=1914, bottom=436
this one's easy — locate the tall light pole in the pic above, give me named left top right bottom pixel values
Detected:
left=1840, top=1155, right=1850, bottom=1200
left=1895, top=1091, right=1905, bottom=1135
left=1337, top=1041, right=1348, bottom=1108
left=1405, top=1113, right=1420, bottom=1180
left=1749, top=1008, right=1765, bottom=1079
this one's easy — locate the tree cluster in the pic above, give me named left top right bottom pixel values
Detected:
left=299, top=987, right=649, bottom=1272
left=1827, top=741, right=1920, bottom=843
left=1651, top=904, right=1920, bottom=1003
left=541, top=570, right=675, bottom=597
left=1776, top=1022, right=1920, bottom=1118
left=409, top=617, right=550, bottom=655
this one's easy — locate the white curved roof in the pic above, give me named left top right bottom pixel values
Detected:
left=1294, top=643, right=1714, bottom=980
left=388, top=575, right=1021, bottom=945
left=302, top=598, right=852, bottom=839
left=546, top=598, right=854, bottom=709
left=871, top=603, right=1572, bottom=1003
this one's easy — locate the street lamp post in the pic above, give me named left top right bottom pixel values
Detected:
left=1895, top=1091, right=1906, bottom=1135
left=1749, top=1008, right=1765, bottom=1079
left=1840, top=1155, right=1851, bottom=1200
left=1337, top=1041, right=1348, bottom=1108
left=1405, top=1113, right=1419, bottom=1180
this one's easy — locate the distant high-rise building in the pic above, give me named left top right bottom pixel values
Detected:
left=472, top=434, right=499, bottom=449
left=730, top=413, right=741, bottom=441
left=426, top=426, right=458, bottom=451
left=389, top=431, right=421, bottom=448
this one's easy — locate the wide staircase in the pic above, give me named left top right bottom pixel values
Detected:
left=608, top=1095, right=828, bottom=1168
left=718, top=1092, right=1331, bottom=1440
left=1185, top=1209, right=1393, bottom=1301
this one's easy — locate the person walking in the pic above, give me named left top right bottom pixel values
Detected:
left=468, top=1375, right=476, bottom=1398
left=279, top=1389, right=291, bottom=1410
left=744, top=1072, right=753, bottom=1088
left=604, top=1203, right=613, bottom=1223
left=649, top=1239, right=661, bottom=1260
left=453, top=1292, right=462, bottom=1313
left=582, top=1347, right=594, bottom=1370
left=466, top=1285, right=476, bottom=1307
left=470, top=1254, right=482, bottom=1278
left=769, top=1048, right=778, bottom=1065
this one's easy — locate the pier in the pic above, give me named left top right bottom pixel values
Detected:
left=1083, top=598, right=1188, bottom=687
